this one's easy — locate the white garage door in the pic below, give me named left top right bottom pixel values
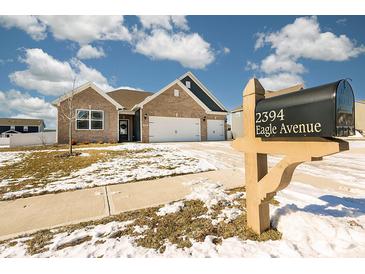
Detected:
left=149, top=116, right=201, bottom=142
left=207, top=120, right=225, bottom=141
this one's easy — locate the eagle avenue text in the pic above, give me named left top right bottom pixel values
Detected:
left=256, top=122, right=322, bottom=137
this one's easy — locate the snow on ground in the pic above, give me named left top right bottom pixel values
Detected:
left=185, top=179, right=243, bottom=210
left=1, top=141, right=365, bottom=257
left=0, top=151, right=28, bottom=168
left=1, top=143, right=216, bottom=199
left=156, top=201, right=185, bottom=216
left=0, top=174, right=365, bottom=257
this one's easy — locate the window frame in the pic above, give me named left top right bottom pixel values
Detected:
left=185, top=81, right=191, bottom=89
left=75, top=109, right=104, bottom=131
left=23, top=126, right=28, bottom=132
left=174, top=89, right=180, bottom=97
left=10, top=125, right=15, bottom=130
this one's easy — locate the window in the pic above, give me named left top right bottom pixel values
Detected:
left=76, top=109, right=104, bottom=130
left=24, top=126, right=28, bottom=132
left=174, top=89, right=180, bottom=97
left=76, top=110, right=89, bottom=130
left=10, top=125, right=15, bottom=130
left=91, top=110, right=103, bottom=129
left=185, top=81, right=191, bottom=89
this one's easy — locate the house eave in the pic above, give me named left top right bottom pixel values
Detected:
left=206, top=111, right=228, bottom=115
left=52, top=82, right=124, bottom=110
left=118, top=110, right=136, bottom=115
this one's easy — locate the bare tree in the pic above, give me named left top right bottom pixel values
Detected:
left=59, top=78, right=77, bottom=156
left=38, top=132, right=47, bottom=146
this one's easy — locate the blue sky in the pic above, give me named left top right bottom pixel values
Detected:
left=0, top=15, right=364, bottom=128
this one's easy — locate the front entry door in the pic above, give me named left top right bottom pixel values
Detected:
left=119, top=120, right=129, bottom=142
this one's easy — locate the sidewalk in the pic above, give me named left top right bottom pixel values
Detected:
left=0, top=168, right=243, bottom=241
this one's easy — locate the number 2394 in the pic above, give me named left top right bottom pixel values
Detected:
left=256, top=109, right=284, bottom=123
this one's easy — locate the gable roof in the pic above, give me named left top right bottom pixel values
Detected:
left=134, top=72, right=228, bottom=114
left=107, top=89, right=153, bottom=111
left=0, top=118, right=45, bottom=127
left=52, top=82, right=124, bottom=109
left=179, top=72, right=227, bottom=112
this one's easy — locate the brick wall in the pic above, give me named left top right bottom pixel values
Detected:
left=57, top=87, right=118, bottom=144
left=141, top=83, right=226, bottom=142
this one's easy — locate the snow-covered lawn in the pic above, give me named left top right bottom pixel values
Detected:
left=0, top=143, right=215, bottom=200
left=0, top=140, right=364, bottom=257
left=0, top=175, right=364, bottom=258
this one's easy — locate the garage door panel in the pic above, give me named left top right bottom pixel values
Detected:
left=149, top=116, right=201, bottom=142
left=207, top=119, right=225, bottom=141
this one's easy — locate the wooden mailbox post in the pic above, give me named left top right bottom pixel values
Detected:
left=233, top=78, right=354, bottom=234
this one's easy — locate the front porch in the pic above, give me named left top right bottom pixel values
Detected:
left=118, top=110, right=141, bottom=142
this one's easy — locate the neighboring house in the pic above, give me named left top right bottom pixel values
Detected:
left=231, top=84, right=304, bottom=139
left=52, top=71, right=228, bottom=144
left=355, top=100, right=365, bottom=133
left=0, top=118, right=45, bottom=138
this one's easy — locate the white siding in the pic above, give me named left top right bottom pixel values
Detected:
left=9, top=132, right=57, bottom=148
left=231, top=111, right=243, bottom=139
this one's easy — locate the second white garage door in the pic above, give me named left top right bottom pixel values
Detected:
left=207, top=119, right=225, bottom=141
left=149, top=116, right=201, bottom=142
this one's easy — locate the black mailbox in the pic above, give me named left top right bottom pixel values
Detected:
left=255, top=79, right=355, bottom=138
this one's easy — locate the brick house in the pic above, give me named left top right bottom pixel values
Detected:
left=52, top=72, right=228, bottom=144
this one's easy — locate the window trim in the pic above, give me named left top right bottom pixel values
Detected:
left=75, top=109, right=104, bottom=131
left=185, top=80, right=191, bottom=89
left=174, top=89, right=180, bottom=97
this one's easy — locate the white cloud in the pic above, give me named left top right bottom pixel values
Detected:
left=77, top=45, right=106, bottom=59
left=0, top=89, right=57, bottom=128
left=0, top=16, right=217, bottom=70
left=223, top=47, right=230, bottom=54
left=245, top=61, right=259, bottom=71
left=116, top=86, right=145, bottom=91
left=0, top=15, right=46, bottom=40
left=171, top=16, right=189, bottom=31
left=9, top=48, right=75, bottom=96
left=9, top=48, right=113, bottom=96
left=0, top=16, right=131, bottom=44
left=70, top=59, right=112, bottom=91
left=138, top=16, right=189, bottom=31
left=248, top=16, right=365, bottom=90
left=261, top=16, right=365, bottom=62
left=336, top=18, right=347, bottom=26
left=259, top=73, right=304, bottom=91
left=260, top=54, right=306, bottom=74
left=0, top=58, right=13, bottom=65
left=38, top=16, right=131, bottom=44
left=134, top=29, right=215, bottom=69
left=254, top=32, right=266, bottom=50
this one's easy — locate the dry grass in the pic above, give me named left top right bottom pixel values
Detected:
left=25, top=230, right=54, bottom=255
left=56, top=236, right=92, bottom=251
left=0, top=148, right=153, bottom=199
